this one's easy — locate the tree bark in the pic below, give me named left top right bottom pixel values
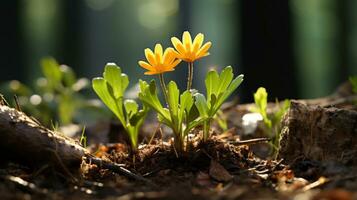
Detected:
left=0, top=105, right=88, bottom=170
left=278, top=100, right=357, bottom=165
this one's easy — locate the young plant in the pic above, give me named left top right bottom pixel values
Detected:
left=138, top=33, right=244, bottom=152
left=92, top=64, right=148, bottom=150
left=252, top=87, right=290, bottom=157
left=0, top=57, right=100, bottom=126
left=139, top=80, right=206, bottom=152
left=138, top=44, right=206, bottom=152
left=194, top=66, right=244, bottom=141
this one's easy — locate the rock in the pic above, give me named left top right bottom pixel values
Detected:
left=278, top=101, right=357, bottom=165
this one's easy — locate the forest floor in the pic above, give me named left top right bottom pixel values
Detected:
left=1, top=83, right=357, bottom=200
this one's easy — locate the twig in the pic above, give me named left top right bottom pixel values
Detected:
left=302, top=177, right=329, bottom=192
left=271, top=158, right=284, bottom=172
left=0, top=175, right=48, bottom=195
left=84, top=156, right=156, bottom=187
left=230, top=138, right=270, bottom=146
left=13, top=95, right=21, bottom=111
left=0, top=94, right=9, bottom=106
left=148, top=122, right=162, bottom=145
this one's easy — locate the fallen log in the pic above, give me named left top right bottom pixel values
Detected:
left=278, top=100, right=357, bottom=165
left=0, top=104, right=88, bottom=170
left=0, top=103, right=157, bottom=183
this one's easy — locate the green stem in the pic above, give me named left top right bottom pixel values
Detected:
left=159, top=73, right=169, bottom=105
left=203, top=119, right=211, bottom=141
left=187, top=62, right=194, bottom=91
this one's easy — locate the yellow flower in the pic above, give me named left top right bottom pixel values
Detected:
left=139, top=44, right=181, bottom=75
left=171, top=31, right=212, bottom=62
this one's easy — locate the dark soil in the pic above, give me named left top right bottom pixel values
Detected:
left=2, top=132, right=356, bottom=200
left=1, top=82, right=357, bottom=200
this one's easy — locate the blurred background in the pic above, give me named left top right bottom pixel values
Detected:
left=1, top=0, right=357, bottom=103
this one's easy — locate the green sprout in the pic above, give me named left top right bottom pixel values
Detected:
left=138, top=80, right=206, bottom=152
left=92, top=64, right=148, bottom=150
left=195, top=66, right=244, bottom=141
left=252, top=87, right=272, bottom=129
left=1, top=57, right=102, bottom=126
left=252, top=87, right=290, bottom=157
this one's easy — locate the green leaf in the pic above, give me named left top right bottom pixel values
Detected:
left=103, top=63, right=129, bottom=99
left=124, top=99, right=138, bottom=119
left=167, top=81, right=179, bottom=121
left=185, top=117, right=207, bottom=136
left=92, top=78, right=124, bottom=123
left=211, top=74, right=244, bottom=115
left=129, top=109, right=147, bottom=126
left=92, top=65, right=147, bottom=150
left=194, top=93, right=209, bottom=118
left=180, top=91, right=193, bottom=117
left=60, top=65, right=76, bottom=87
left=215, top=74, right=244, bottom=109
left=187, top=103, right=199, bottom=123
left=253, top=87, right=272, bottom=128
left=41, top=57, right=62, bottom=90
left=139, top=80, right=169, bottom=121
left=273, top=99, right=290, bottom=124
left=254, top=87, right=268, bottom=112
left=205, top=70, right=219, bottom=102
left=217, top=66, right=234, bottom=95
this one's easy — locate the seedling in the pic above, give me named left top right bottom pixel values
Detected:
left=195, top=66, right=244, bottom=141
left=139, top=80, right=207, bottom=152
left=92, top=64, right=148, bottom=150
left=252, top=87, right=290, bottom=157
left=1, top=57, right=102, bottom=126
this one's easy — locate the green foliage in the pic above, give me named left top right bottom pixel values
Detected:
left=252, top=87, right=290, bottom=157
left=252, top=87, right=272, bottom=129
left=92, top=64, right=148, bottom=150
left=139, top=80, right=206, bottom=151
left=1, top=57, right=104, bottom=126
left=350, top=76, right=357, bottom=94
left=196, top=66, right=244, bottom=141
left=214, top=110, right=228, bottom=131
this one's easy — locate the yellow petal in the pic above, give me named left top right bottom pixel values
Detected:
left=138, top=61, right=154, bottom=71
left=144, top=48, right=156, bottom=65
left=163, top=65, right=176, bottom=71
left=182, top=31, right=192, bottom=52
left=163, top=48, right=172, bottom=62
left=170, top=49, right=181, bottom=59
left=144, top=71, right=159, bottom=75
left=170, top=59, right=181, bottom=69
left=192, top=33, right=204, bottom=53
left=171, top=37, right=186, bottom=54
left=196, top=52, right=210, bottom=60
left=196, top=42, right=212, bottom=57
left=154, top=44, right=163, bottom=64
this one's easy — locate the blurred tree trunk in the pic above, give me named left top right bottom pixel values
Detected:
left=337, top=0, right=349, bottom=81
left=0, top=1, right=25, bottom=82
left=239, top=0, right=297, bottom=102
left=60, top=0, right=84, bottom=73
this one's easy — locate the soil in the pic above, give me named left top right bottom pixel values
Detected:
left=1, top=82, right=357, bottom=199
left=2, top=131, right=357, bottom=200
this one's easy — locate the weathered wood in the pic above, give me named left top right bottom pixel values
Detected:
left=278, top=101, right=357, bottom=165
left=0, top=105, right=88, bottom=170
